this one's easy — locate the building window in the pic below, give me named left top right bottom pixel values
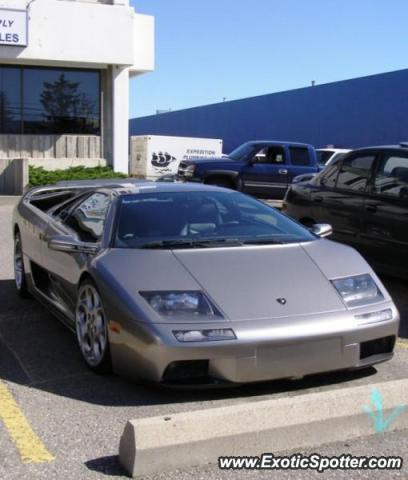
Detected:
left=0, top=65, right=100, bottom=135
left=0, top=67, right=22, bottom=134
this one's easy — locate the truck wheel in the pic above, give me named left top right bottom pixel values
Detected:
left=206, top=177, right=235, bottom=190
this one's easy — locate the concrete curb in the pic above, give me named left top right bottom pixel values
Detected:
left=119, top=379, right=408, bottom=477
left=0, top=196, right=20, bottom=206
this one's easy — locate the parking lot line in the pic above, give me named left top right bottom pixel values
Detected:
left=397, top=340, right=408, bottom=349
left=0, top=380, right=54, bottom=463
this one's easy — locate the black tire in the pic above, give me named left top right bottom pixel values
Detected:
left=14, top=231, right=30, bottom=298
left=206, top=177, right=236, bottom=190
left=75, top=279, right=112, bottom=374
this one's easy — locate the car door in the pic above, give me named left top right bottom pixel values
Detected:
left=359, top=151, right=408, bottom=277
left=19, top=191, right=53, bottom=269
left=287, top=146, right=317, bottom=184
left=42, top=191, right=112, bottom=321
left=241, top=145, right=289, bottom=198
left=309, top=151, right=377, bottom=249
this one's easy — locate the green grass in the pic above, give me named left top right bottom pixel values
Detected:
left=29, top=165, right=127, bottom=187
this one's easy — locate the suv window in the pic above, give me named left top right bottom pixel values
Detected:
left=374, top=155, right=408, bottom=199
left=290, top=147, right=310, bottom=166
left=335, top=155, right=376, bottom=192
left=64, top=192, right=110, bottom=242
left=317, top=161, right=341, bottom=188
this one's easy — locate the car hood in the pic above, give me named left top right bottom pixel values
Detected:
left=173, top=243, right=345, bottom=320
left=95, top=240, right=379, bottom=323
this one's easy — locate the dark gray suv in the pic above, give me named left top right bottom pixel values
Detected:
left=283, top=144, right=408, bottom=278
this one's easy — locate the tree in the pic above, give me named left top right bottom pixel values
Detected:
left=41, top=74, right=80, bottom=117
left=40, top=73, right=95, bottom=132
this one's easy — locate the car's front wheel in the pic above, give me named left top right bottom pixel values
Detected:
left=14, top=231, right=30, bottom=298
left=75, top=280, right=111, bottom=373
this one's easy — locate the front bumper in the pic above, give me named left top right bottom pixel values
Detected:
left=175, top=174, right=202, bottom=183
left=110, top=303, right=400, bottom=385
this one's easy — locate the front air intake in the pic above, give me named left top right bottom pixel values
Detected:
left=360, top=336, right=396, bottom=359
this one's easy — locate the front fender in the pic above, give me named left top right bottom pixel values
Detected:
left=202, top=170, right=240, bottom=184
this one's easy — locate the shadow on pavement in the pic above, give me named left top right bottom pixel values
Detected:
left=85, top=456, right=126, bottom=477
left=0, top=277, right=402, bottom=409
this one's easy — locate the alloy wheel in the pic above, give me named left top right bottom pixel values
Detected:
left=76, top=283, right=108, bottom=368
left=14, top=235, right=24, bottom=291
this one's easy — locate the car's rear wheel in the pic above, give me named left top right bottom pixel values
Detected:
left=14, top=231, right=30, bottom=298
left=75, top=280, right=111, bottom=373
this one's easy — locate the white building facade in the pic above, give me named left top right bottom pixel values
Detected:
left=0, top=0, right=154, bottom=173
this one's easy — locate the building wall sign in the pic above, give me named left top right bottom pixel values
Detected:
left=0, top=9, right=27, bottom=46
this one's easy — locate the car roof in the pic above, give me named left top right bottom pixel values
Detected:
left=350, top=144, right=408, bottom=154
left=316, top=148, right=351, bottom=152
left=53, top=180, right=230, bottom=195
left=243, top=140, right=314, bottom=148
left=113, top=181, right=231, bottom=196
left=27, top=180, right=233, bottom=207
left=55, top=179, right=149, bottom=188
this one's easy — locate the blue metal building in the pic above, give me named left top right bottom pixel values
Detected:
left=130, top=69, right=408, bottom=154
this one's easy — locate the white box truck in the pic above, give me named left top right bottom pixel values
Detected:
left=130, top=135, right=223, bottom=180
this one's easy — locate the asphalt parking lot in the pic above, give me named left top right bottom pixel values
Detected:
left=0, top=196, right=407, bottom=479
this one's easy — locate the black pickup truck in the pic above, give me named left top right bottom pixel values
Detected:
left=177, top=140, right=319, bottom=198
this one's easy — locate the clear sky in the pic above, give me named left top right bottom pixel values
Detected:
left=130, top=0, right=408, bottom=119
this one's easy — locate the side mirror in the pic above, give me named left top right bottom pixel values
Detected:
left=311, top=223, right=333, bottom=238
left=48, top=235, right=100, bottom=254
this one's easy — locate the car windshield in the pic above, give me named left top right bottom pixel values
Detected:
left=228, top=143, right=260, bottom=161
left=316, top=150, right=334, bottom=166
left=114, top=190, right=316, bottom=249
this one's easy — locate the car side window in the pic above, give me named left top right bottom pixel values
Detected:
left=317, top=161, right=341, bottom=188
left=64, top=192, right=110, bottom=242
left=53, top=192, right=90, bottom=220
left=373, top=155, right=408, bottom=199
left=254, top=146, right=286, bottom=164
left=335, top=155, right=376, bottom=192
left=290, top=147, right=310, bottom=166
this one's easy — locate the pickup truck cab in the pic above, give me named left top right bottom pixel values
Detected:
left=177, top=140, right=319, bottom=198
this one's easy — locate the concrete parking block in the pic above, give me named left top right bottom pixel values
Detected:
left=119, top=379, right=408, bottom=477
left=0, top=196, right=20, bottom=207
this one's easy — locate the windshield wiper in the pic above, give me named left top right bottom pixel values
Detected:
left=139, top=238, right=243, bottom=249
left=139, top=240, right=196, bottom=249
left=241, top=238, right=284, bottom=245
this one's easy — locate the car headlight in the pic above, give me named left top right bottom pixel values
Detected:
left=140, top=291, right=221, bottom=318
left=355, top=308, right=393, bottom=325
left=183, top=165, right=196, bottom=177
left=173, top=329, right=236, bottom=342
left=331, top=274, right=384, bottom=308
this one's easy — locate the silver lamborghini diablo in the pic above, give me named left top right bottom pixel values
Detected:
left=12, top=180, right=399, bottom=386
